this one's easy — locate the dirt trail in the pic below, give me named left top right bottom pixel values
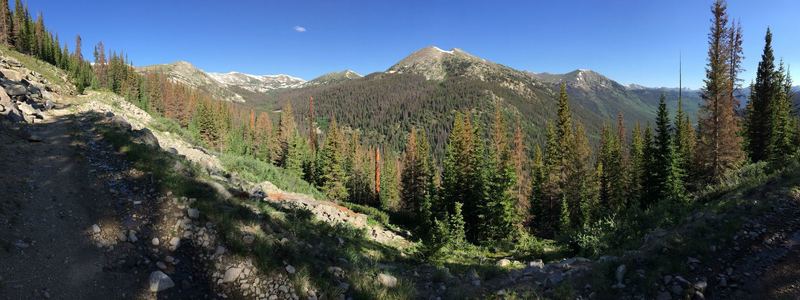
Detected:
left=0, top=112, right=143, bottom=298
left=0, top=107, right=216, bottom=299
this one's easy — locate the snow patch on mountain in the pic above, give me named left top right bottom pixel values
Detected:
left=208, top=72, right=306, bottom=93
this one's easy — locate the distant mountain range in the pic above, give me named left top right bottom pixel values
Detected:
left=138, top=46, right=798, bottom=153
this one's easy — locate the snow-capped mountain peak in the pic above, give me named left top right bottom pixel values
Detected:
left=208, top=71, right=306, bottom=93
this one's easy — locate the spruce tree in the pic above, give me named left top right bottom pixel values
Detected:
left=480, top=109, right=520, bottom=244
left=318, top=118, right=349, bottom=201
left=641, top=124, right=657, bottom=208
left=745, top=28, right=779, bottom=162
left=529, top=144, right=545, bottom=229
left=674, top=97, right=696, bottom=186
left=0, top=0, right=11, bottom=46
left=697, top=0, right=745, bottom=182
left=628, top=122, right=645, bottom=202
left=653, top=96, right=686, bottom=204
left=401, top=128, right=436, bottom=234
left=768, top=64, right=796, bottom=164
left=277, top=102, right=296, bottom=166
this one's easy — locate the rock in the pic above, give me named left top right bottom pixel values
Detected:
left=156, top=261, right=167, bottom=270
left=109, top=115, right=132, bottom=131
left=376, top=273, right=397, bottom=288
left=131, top=128, right=159, bottom=148
left=663, top=275, right=673, bottom=284
left=151, top=238, right=160, bottom=246
left=1, top=69, right=24, bottom=81
left=285, top=265, right=296, bottom=274
left=128, top=231, right=138, bottom=243
left=148, top=271, right=175, bottom=292
left=694, top=290, right=705, bottom=299
left=4, top=83, right=27, bottom=96
left=528, top=259, right=544, bottom=269
left=694, top=281, right=707, bottom=292
left=116, top=232, right=127, bottom=242
left=169, top=237, right=181, bottom=248
left=615, top=264, right=627, bottom=286
left=496, top=258, right=512, bottom=267
left=186, top=208, right=200, bottom=219
left=91, top=224, right=101, bottom=234
left=242, top=234, right=255, bottom=245
left=223, top=267, right=242, bottom=283
left=687, top=257, right=701, bottom=264
left=670, top=284, right=684, bottom=295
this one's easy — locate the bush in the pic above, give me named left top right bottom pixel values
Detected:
left=575, top=214, right=620, bottom=257
left=220, top=153, right=325, bottom=199
left=342, top=202, right=390, bottom=226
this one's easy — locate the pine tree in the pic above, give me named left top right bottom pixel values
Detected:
left=318, top=118, right=349, bottom=201
left=511, top=118, right=531, bottom=221
left=277, top=102, right=296, bottom=166
left=745, top=28, right=779, bottom=163
left=566, top=121, right=594, bottom=228
left=529, top=144, right=545, bottom=229
left=254, top=111, right=276, bottom=162
left=628, top=122, right=645, bottom=202
left=641, top=124, right=657, bottom=208
left=0, top=0, right=11, bottom=46
left=479, top=108, right=520, bottom=243
left=653, top=95, right=686, bottom=204
left=768, top=64, right=796, bottom=164
left=401, top=128, right=436, bottom=234
left=379, top=152, right=401, bottom=211
left=697, top=0, right=745, bottom=182
left=674, top=97, right=696, bottom=185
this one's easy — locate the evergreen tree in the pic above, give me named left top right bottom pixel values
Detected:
left=565, top=121, right=594, bottom=229
left=401, top=128, right=436, bottom=234
left=768, top=64, right=796, bottom=164
left=674, top=97, right=696, bottom=186
left=277, top=102, right=296, bottom=166
left=653, top=96, right=686, bottom=204
left=697, top=0, right=745, bottom=182
left=318, top=118, right=349, bottom=201
left=745, top=28, right=779, bottom=162
left=641, top=124, right=657, bottom=208
left=0, top=0, right=11, bottom=46
left=479, top=108, right=520, bottom=243
left=254, top=111, right=276, bottom=162
left=628, top=122, right=645, bottom=202
left=511, top=117, right=531, bottom=221
left=379, top=152, right=401, bottom=211
left=529, top=144, right=545, bottom=229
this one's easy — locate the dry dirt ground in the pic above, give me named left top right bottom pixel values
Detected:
left=0, top=107, right=214, bottom=299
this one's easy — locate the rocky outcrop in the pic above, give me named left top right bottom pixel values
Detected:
left=0, top=56, right=59, bottom=127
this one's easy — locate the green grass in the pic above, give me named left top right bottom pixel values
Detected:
left=219, top=153, right=325, bottom=199
left=93, top=114, right=415, bottom=299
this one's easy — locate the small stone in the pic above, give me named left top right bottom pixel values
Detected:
left=91, top=224, right=101, bottom=234
left=128, top=231, right=138, bottom=243
left=165, top=256, right=175, bottom=263
left=169, top=237, right=181, bottom=248
left=663, top=275, right=673, bottom=284
left=187, top=208, right=200, bottom=219
left=615, top=264, right=627, bottom=284
left=156, top=261, right=167, bottom=270
left=496, top=258, right=512, bottom=267
left=243, top=235, right=255, bottom=245
left=117, top=232, right=127, bottom=242
left=376, top=273, right=397, bottom=288
left=285, top=265, right=296, bottom=274
left=223, top=267, right=242, bottom=283
left=694, top=281, right=707, bottom=292
left=148, top=271, right=175, bottom=292
left=151, top=238, right=160, bottom=246
left=528, top=259, right=544, bottom=269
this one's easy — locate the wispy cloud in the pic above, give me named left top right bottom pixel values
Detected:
left=293, top=26, right=307, bottom=33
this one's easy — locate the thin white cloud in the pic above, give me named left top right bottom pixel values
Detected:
left=293, top=26, right=307, bottom=33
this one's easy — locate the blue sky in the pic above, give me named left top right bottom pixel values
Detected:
left=24, top=0, right=800, bottom=89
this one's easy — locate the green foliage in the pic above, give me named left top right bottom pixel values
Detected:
left=317, top=119, right=349, bottom=201
left=220, top=153, right=325, bottom=199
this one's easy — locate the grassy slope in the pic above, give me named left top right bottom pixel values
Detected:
left=0, top=45, right=72, bottom=92
left=95, top=118, right=417, bottom=299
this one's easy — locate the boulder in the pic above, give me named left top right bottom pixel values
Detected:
left=0, top=69, right=24, bottom=81
left=148, top=271, right=175, bottom=292
left=376, top=273, right=397, bottom=288
left=131, top=128, right=159, bottom=148
left=496, top=258, right=512, bottom=267
left=4, top=83, right=27, bottom=97
left=109, top=115, right=132, bottom=131
left=223, top=267, right=242, bottom=283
